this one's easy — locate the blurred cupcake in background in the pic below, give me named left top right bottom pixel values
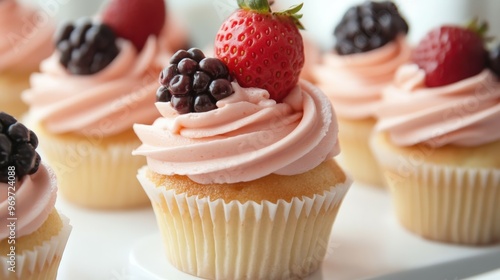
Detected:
left=0, top=112, right=71, bottom=279
left=371, top=21, right=500, bottom=245
left=0, top=0, right=55, bottom=119
left=22, top=0, right=187, bottom=209
left=313, top=1, right=411, bottom=187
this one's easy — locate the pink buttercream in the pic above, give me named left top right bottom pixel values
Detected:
left=0, top=163, right=57, bottom=240
left=313, top=36, right=411, bottom=119
left=133, top=80, right=340, bottom=184
left=375, top=64, right=500, bottom=147
left=0, top=0, right=54, bottom=73
left=22, top=36, right=169, bottom=137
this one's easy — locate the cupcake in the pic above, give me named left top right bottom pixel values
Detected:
left=21, top=0, right=184, bottom=209
left=371, top=22, right=500, bottom=245
left=312, top=1, right=411, bottom=187
left=0, top=0, right=54, bottom=119
left=0, top=112, right=71, bottom=279
left=133, top=1, right=351, bottom=279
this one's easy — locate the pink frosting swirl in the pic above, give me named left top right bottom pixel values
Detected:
left=22, top=36, right=170, bottom=136
left=313, top=36, right=411, bottom=119
left=375, top=64, right=500, bottom=147
left=0, top=163, right=57, bottom=240
left=133, top=80, right=340, bottom=184
left=0, top=0, right=54, bottom=73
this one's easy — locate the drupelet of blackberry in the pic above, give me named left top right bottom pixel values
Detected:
left=157, top=48, right=234, bottom=114
left=56, top=19, right=119, bottom=75
left=488, top=44, right=500, bottom=77
left=0, top=112, right=41, bottom=183
left=334, top=1, right=409, bottom=55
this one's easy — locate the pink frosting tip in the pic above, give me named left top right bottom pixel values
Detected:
left=0, top=0, right=55, bottom=73
left=313, top=36, right=411, bottom=120
left=22, top=36, right=169, bottom=137
left=375, top=64, right=500, bottom=147
left=133, top=80, right=340, bottom=184
left=0, top=163, right=57, bottom=240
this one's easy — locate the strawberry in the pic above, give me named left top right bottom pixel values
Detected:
left=412, top=23, right=487, bottom=87
left=214, top=0, right=304, bottom=102
left=101, top=0, right=166, bottom=51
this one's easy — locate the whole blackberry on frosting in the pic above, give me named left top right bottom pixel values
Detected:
left=157, top=48, right=234, bottom=114
left=371, top=20, right=500, bottom=246
left=0, top=112, right=72, bottom=280
left=133, top=0, right=351, bottom=279
left=0, top=113, right=40, bottom=182
left=334, top=1, right=408, bottom=55
left=21, top=0, right=186, bottom=209
left=55, top=0, right=166, bottom=75
left=312, top=1, right=411, bottom=188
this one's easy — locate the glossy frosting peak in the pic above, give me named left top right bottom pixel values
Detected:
left=314, top=36, right=411, bottom=119
left=133, top=80, right=340, bottom=184
left=23, top=37, right=168, bottom=136
left=376, top=64, right=500, bottom=147
left=0, top=164, right=57, bottom=240
left=0, top=0, right=54, bottom=73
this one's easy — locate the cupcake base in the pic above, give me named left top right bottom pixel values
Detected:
left=371, top=132, right=500, bottom=245
left=0, top=210, right=72, bottom=280
left=338, top=117, right=385, bottom=187
left=0, top=71, right=31, bottom=119
left=138, top=159, right=351, bottom=279
left=30, top=121, right=149, bottom=209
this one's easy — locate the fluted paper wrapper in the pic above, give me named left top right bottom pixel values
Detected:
left=1, top=213, right=72, bottom=280
left=372, top=137, right=500, bottom=245
left=138, top=167, right=351, bottom=280
left=33, top=125, right=149, bottom=209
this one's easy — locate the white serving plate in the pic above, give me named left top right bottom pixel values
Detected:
left=55, top=183, right=500, bottom=280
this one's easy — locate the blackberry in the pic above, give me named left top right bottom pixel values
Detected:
left=157, top=48, right=234, bottom=114
left=334, top=1, right=409, bottom=55
left=56, top=19, right=119, bottom=75
left=488, top=44, right=500, bottom=77
left=0, top=112, right=41, bottom=183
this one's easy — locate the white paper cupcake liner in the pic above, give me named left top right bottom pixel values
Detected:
left=390, top=164, right=500, bottom=245
left=371, top=135, right=500, bottom=245
left=1, top=212, right=72, bottom=279
left=37, top=130, right=149, bottom=209
left=138, top=167, right=351, bottom=279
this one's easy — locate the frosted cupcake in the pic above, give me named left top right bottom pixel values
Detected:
left=22, top=0, right=185, bottom=209
left=0, top=112, right=71, bottom=279
left=371, top=23, right=500, bottom=245
left=313, top=1, right=411, bottom=187
left=0, top=0, right=54, bottom=118
left=133, top=1, right=351, bottom=278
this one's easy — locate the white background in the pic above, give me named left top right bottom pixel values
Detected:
left=24, top=0, right=500, bottom=49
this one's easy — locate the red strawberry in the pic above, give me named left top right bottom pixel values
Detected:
left=412, top=24, right=487, bottom=87
left=214, top=0, right=305, bottom=102
left=101, top=0, right=166, bottom=51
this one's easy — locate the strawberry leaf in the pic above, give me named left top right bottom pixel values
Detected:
left=237, top=0, right=271, bottom=13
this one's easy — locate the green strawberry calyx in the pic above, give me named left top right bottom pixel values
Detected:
left=237, top=0, right=305, bottom=30
left=466, top=18, right=492, bottom=43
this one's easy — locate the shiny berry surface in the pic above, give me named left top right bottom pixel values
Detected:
left=334, top=1, right=408, bottom=55
left=56, top=19, right=119, bottom=75
left=157, top=48, right=234, bottom=114
left=0, top=112, right=41, bottom=183
left=413, top=26, right=486, bottom=87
